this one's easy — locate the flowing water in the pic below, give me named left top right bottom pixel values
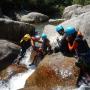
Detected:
left=0, top=47, right=35, bottom=90
left=34, top=22, right=48, bottom=34
left=0, top=22, right=48, bottom=90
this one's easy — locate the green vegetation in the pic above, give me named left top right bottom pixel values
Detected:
left=0, top=0, right=90, bottom=18
left=73, top=0, right=90, bottom=5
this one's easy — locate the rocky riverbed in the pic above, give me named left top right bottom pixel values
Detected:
left=0, top=4, right=90, bottom=90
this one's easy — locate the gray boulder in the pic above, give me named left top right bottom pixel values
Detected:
left=63, top=4, right=90, bottom=19
left=0, top=18, right=35, bottom=42
left=43, top=24, right=61, bottom=49
left=0, top=40, right=20, bottom=70
left=20, top=12, right=49, bottom=23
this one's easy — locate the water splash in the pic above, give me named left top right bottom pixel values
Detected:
left=9, top=69, right=35, bottom=90
left=0, top=81, right=9, bottom=90
left=20, top=47, right=33, bottom=67
left=0, top=47, right=36, bottom=90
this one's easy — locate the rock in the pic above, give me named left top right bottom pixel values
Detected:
left=23, top=53, right=79, bottom=90
left=0, top=40, right=20, bottom=70
left=63, top=4, right=90, bottom=19
left=43, top=24, right=62, bottom=49
left=20, top=12, right=49, bottom=24
left=0, top=64, right=27, bottom=80
left=49, top=19, right=65, bottom=25
left=0, top=18, right=35, bottom=42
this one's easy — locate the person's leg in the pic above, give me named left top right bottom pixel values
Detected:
left=29, top=49, right=38, bottom=66
left=20, top=48, right=26, bottom=57
left=29, top=47, right=44, bottom=66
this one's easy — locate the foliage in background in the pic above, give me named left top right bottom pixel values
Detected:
left=73, top=0, right=90, bottom=5
left=0, top=0, right=90, bottom=18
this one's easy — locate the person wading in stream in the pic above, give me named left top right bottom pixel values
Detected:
left=65, top=26, right=90, bottom=86
left=55, top=25, right=70, bottom=55
left=16, top=34, right=41, bottom=64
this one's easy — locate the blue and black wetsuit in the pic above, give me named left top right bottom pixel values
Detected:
left=42, top=38, right=52, bottom=54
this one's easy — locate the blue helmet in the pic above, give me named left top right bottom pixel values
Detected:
left=65, top=26, right=76, bottom=36
left=56, top=25, right=64, bottom=32
left=41, top=33, right=47, bottom=39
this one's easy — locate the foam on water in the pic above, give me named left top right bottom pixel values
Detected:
left=0, top=47, right=36, bottom=90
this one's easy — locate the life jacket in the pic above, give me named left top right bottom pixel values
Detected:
left=75, top=31, right=89, bottom=54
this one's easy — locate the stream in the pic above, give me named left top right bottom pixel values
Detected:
left=0, top=22, right=48, bottom=90
left=0, top=47, right=35, bottom=90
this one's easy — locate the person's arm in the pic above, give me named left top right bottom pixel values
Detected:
left=31, top=39, right=35, bottom=47
left=68, top=41, right=78, bottom=51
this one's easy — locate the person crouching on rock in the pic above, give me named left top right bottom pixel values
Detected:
left=55, top=25, right=70, bottom=55
left=65, top=26, right=90, bottom=70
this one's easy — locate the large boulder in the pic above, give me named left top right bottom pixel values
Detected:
left=20, top=12, right=49, bottom=24
left=0, top=18, right=35, bottom=43
left=43, top=24, right=61, bottom=49
left=23, top=53, right=79, bottom=90
left=0, top=40, right=20, bottom=70
left=63, top=4, right=90, bottom=19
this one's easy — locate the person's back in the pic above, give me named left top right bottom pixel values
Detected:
left=74, top=32, right=89, bottom=55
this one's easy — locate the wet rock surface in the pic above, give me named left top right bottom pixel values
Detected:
left=0, top=40, right=20, bottom=70
left=23, top=53, right=79, bottom=90
left=0, top=64, right=27, bottom=80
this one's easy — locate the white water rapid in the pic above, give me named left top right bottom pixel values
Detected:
left=0, top=47, right=36, bottom=90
